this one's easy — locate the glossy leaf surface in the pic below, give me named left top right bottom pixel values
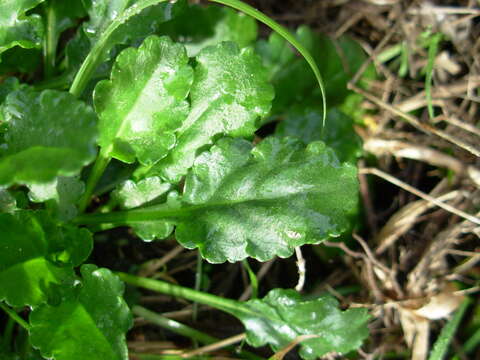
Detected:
left=0, top=0, right=44, bottom=58
left=29, top=176, right=85, bottom=221
left=0, top=88, right=97, bottom=186
left=175, top=137, right=358, bottom=263
left=276, top=106, right=362, bottom=163
left=0, top=211, right=92, bottom=307
left=95, top=35, right=193, bottom=165
left=241, top=289, right=370, bottom=359
left=114, top=176, right=173, bottom=241
left=30, top=264, right=132, bottom=360
left=149, top=42, right=274, bottom=182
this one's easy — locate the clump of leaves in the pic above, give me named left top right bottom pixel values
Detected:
left=0, top=1, right=371, bottom=359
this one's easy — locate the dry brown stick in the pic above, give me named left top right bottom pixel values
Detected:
left=363, top=138, right=480, bottom=187
left=139, top=245, right=184, bottom=277
left=360, top=167, right=480, bottom=225
left=181, top=333, right=246, bottom=358
left=350, top=83, right=480, bottom=157
left=396, top=77, right=480, bottom=113
left=353, top=234, right=404, bottom=298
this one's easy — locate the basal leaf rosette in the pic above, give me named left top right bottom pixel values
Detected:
left=30, top=264, right=132, bottom=360
left=94, top=35, right=193, bottom=165
left=0, top=211, right=92, bottom=307
left=146, top=41, right=275, bottom=182
left=0, top=88, right=97, bottom=186
left=176, top=137, right=358, bottom=263
left=241, top=289, right=370, bottom=359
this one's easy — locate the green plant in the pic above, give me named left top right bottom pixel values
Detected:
left=0, top=1, right=370, bottom=359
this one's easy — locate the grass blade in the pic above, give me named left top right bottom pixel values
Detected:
left=428, top=298, right=470, bottom=360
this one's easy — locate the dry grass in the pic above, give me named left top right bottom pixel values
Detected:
left=246, top=0, right=480, bottom=359
left=128, top=1, right=480, bottom=359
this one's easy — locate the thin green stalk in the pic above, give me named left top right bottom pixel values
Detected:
left=133, top=306, right=264, bottom=360
left=242, top=260, right=258, bottom=299
left=73, top=202, right=186, bottom=226
left=428, top=298, right=470, bottom=360
left=425, top=33, right=442, bottom=119
left=0, top=303, right=30, bottom=331
left=77, top=153, right=111, bottom=213
left=134, top=305, right=216, bottom=343
left=118, top=272, right=241, bottom=315
left=43, top=0, right=58, bottom=79
left=463, top=327, right=480, bottom=354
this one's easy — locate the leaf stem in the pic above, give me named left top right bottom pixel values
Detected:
left=78, top=153, right=111, bottom=213
left=43, top=0, right=58, bottom=79
left=133, top=305, right=216, bottom=343
left=0, top=303, right=30, bottom=331
left=134, top=308, right=263, bottom=360
left=242, top=260, right=258, bottom=299
left=118, top=272, right=242, bottom=316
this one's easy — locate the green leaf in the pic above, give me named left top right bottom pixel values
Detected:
left=175, top=137, right=358, bottom=263
left=0, top=88, right=97, bottom=186
left=65, top=0, right=187, bottom=91
left=158, top=5, right=258, bottom=56
left=276, top=106, right=362, bottom=163
left=29, top=176, right=85, bottom=221
left=30, top=264, right=133, bottom=360
left=242, top=289, right=370, bottom=359
left=118, top=273, right=370, bottom=360
left=0, top=0, right=45, bottom=58
left=0, top=77, right=20, bottom=103
left=114, top=176, right=171, bottom=209
left=0, top=211, right=93, bottom=307
left=94, top=35, right=193, bottom=165
left=0, top=188, right=16, bottom=213
left=146, top=41, right=274, bottom=183
left=113, top=176, right=173, bottom=241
